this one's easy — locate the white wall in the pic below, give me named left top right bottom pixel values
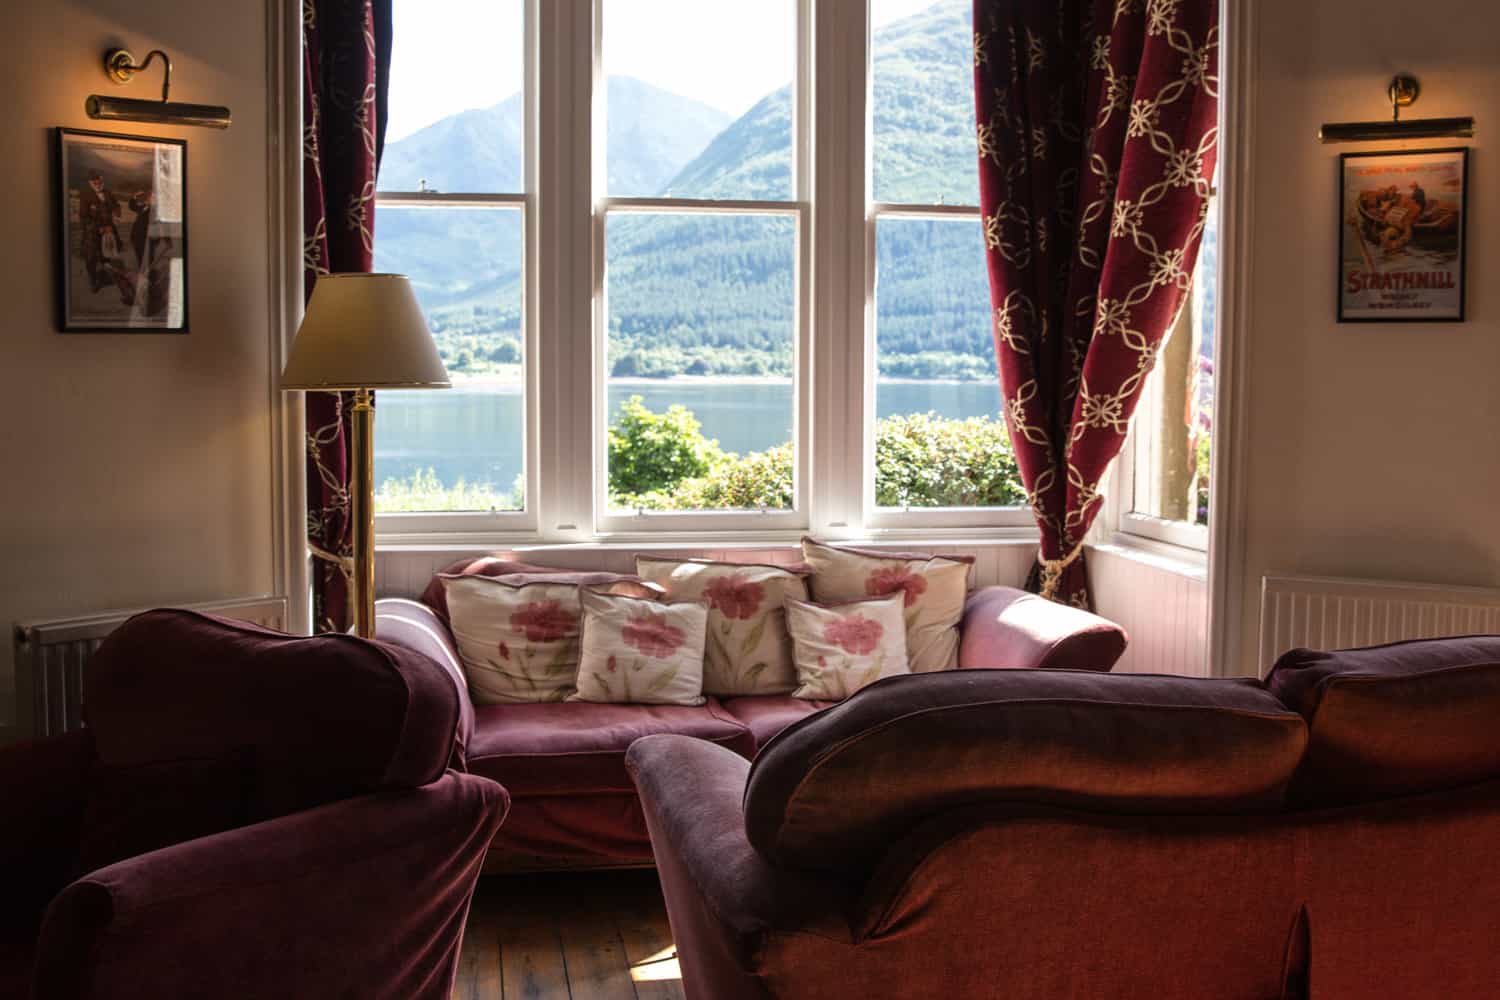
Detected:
left=1228, top=0, right=1500, bottom=674
left=0, top=0, right=279, bottom=734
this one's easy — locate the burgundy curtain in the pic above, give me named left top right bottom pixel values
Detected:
left=974, top=0, right=1218, bottom=607
left=302, top=0, right=392, bottom=632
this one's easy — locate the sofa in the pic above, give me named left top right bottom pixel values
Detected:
left=626, top=635, right=1500, bottom=1000
left=0, top=609, right=509, bottom=1000
left=374, top=562, right=1127, bottom=870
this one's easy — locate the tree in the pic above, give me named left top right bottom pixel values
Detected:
left=607, top=395, right=725, bottom=497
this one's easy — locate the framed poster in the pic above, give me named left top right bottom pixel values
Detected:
left=1338, top=147, right=1467, bottom=323
left=56, top=128, right=188, bottom=332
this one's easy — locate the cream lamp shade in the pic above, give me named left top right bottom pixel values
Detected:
left=281, top=273, right=450, bottom=390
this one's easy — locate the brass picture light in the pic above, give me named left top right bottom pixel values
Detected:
left=1319, top=75, right=1473, bottom=143
left=86, top=48, right=232, bottom=130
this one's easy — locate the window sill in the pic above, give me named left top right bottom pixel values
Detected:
left=376, top=527, right=1042, bottom=555
left=1089, top=536, right=1207, bottom=582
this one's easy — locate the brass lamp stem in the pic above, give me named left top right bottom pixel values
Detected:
left=350, top=388, right=377, bottom=639
left=105, top=48, right=173, bottom=102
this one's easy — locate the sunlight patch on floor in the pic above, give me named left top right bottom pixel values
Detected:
left=630, top=945, right=682, bottom=983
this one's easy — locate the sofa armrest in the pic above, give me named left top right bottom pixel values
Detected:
left=958, top=585, right=1127, bottom=672
left=626, top=735, right=854, bottom=1000
left=375, top=597, right=475, bottom=766
left=0, top=730, right=94, bottom=928
left=32, top=771, right=508, bottom=1000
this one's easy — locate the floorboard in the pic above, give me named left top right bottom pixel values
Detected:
left=452, top=869, right=685, bottom=1000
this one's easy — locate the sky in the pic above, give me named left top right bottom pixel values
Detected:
left=385, top=0, right=943, bottom=143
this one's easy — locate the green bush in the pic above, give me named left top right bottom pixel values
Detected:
left=607, top=401, right=1023, bottom=511
left=874, top=412, right=1023, bottom=508
left=375, top=468, right=523, bottom=513
left=607, top=395, right=726, bottom=497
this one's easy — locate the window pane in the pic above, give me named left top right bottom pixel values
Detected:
left=380, top=0, right=525, bottom=193
left=874, top=216, right=1016, bottom=509
left=872, top=0, right=979, bottom=206
left=1132, top=195, right=1217, bottom=528
left=605, top=212, right=795, bottom=511
left=372, top=205, right=525, bottom=512
left=604, top=1, right=794, bottom=200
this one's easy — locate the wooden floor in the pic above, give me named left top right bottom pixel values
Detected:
left=451, top=869, right=686, bottom=1000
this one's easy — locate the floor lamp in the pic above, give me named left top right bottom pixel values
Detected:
left=281, top=273, right=450, bottom=638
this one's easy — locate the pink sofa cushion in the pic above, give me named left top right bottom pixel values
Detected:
left=467, top=699, right=754, bottom=798
left=720, top=695, right=834, bottom=752
left=958, top=586, right=1127, bottom=671
left=1266, top=636, right=1500, bottom=806
left=418, top=555, right=647, bottom=623
left=743, top=669, right=1307, bottom=874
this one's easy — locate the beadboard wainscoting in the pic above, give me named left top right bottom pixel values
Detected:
left=1088, top=544, right=1210, bottom=677
left=377, top=540, right=1212, bottom=676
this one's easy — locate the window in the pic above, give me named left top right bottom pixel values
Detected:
left=372, top=0, right=533, bottom=529
left=596, top=0, right=806, bottom=529
left=865, top=0, right=1022, bottom=529
left=367, top=0, right=1026, bottom=541
left=1118, top=189, right=1219, bottom=550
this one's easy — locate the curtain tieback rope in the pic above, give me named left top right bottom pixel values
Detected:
left=1038, top=541, right=1086, bottom=601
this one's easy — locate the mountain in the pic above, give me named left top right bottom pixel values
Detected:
left=378, top=76, right=731, bottom=194
left=608, top=0, right=990, bottom=378
left=374, top=0, right=992, bottom=381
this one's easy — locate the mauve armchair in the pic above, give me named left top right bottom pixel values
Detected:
left=0, top=609, right=509, bottom=1000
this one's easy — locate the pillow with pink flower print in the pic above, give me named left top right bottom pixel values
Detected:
left=636, top=557, right=810, bottom=697
left=441, top=576, right=587, bottom=704
left=784, top=594, right=910, bottom=701
left=801, top=537, right=972, bottom=674
left=570, top=588, right=709, bottom=706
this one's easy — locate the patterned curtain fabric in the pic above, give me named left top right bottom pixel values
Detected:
left=973, top=0, right=1219, bottom=608
left=302, top=0, right=393, bottom=632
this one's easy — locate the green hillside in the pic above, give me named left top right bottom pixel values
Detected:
left=375, top=0, right=993, bottom=382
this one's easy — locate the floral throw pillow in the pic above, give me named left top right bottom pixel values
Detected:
left=570, top=589, right=709, bottom=706
left=801, top=537, right=972, bottom=673
left=785, top=594, right=910, bottom=701
left=441, top=576, right=585, bottom=704
left=636, top=557, right=810, bottom=697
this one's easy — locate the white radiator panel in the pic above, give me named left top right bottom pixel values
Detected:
left=14, top=596, right=288, bottom=738
left=1258, top=575, right=1500, bottom=676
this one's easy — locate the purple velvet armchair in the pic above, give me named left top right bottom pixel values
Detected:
left=0, top=609, right=509, bottom=1000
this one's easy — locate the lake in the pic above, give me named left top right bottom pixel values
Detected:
left=373, top=379, right=1002, bottom=489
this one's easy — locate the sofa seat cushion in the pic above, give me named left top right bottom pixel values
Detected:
left=720, top=695, right=835, bottom=752
left=1266, top=636, right=1500, bottom=806
left=743, top=670, right=1308, bottom=875
left=467, top=699, right=755, bottom=797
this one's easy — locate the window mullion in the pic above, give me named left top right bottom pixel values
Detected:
left=809, top=0, right=869, bottom=538
left=534, top=0, right=594, bottom=541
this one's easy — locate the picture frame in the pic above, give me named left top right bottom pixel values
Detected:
left=1337, top=147, right=1467, bottom=323
left=55, top=127, right=188, bottom=332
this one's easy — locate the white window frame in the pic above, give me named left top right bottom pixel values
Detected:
left=589, top=0, right=813, bottom=538
left=370, top=0, right=1040, bottom=547
left=372, top=0, right=540, bottom=540
left=1111, top=189, right=1220, bottom=555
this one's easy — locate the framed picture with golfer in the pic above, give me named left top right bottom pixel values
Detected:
left=55, top=128, right=188, bottom=332
left=1338, top=147, right=1467, bottom=323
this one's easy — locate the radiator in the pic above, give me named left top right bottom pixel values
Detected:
left=1258, top=575, right=1500, bottom=676
left=14, top=596, right=289, bottom=738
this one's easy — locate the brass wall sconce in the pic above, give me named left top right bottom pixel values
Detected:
left=1319, top=75, right=1473, bottom=143
left=86, top=48, right=232, bottom=130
